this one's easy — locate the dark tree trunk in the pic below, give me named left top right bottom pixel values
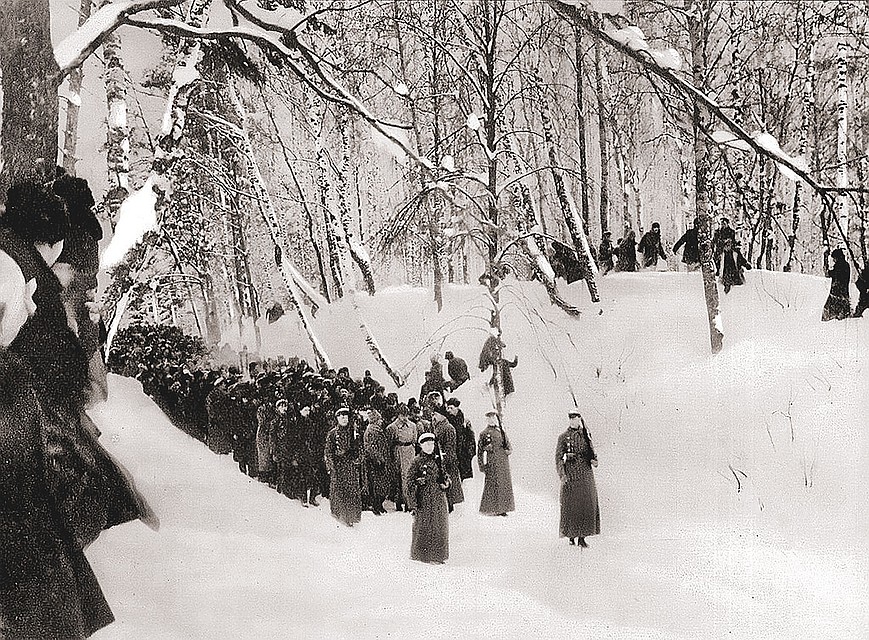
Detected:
left=0, top=0, right=60, bottom=199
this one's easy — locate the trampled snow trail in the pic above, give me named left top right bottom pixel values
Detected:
left=89, top=271, right=868, bottom=639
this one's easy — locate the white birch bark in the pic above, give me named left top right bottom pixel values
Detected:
left=835, top=42, right=850, bottom=243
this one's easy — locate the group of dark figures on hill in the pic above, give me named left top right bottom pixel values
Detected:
left=124, top=342, right=600, bottom=565
left=0, top=176, right=157, bottom=639
left=570, top=216, right=868, bottom=318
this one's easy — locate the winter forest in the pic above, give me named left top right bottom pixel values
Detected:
left=1, top=0, right=868, bottom=638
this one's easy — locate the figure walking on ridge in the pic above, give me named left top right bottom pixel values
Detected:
left=614, top=226, right=638, bottom=272
left=638, top=222, right=667, bottom=269
left=598, top=231, right=615, bottom=275
left=718, top=239, right=751, bottom=294
left=712, top=217, right=736, bottom=270
left=673, top=218, right=700, bottom=271
left=555, top=410, right=600, bottom=548
left=822, top=248, right=851, bottom=321
left=854, top=263, right=869, bottom=318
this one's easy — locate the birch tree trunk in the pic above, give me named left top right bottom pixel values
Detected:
left=687, top=0, right=723, bottom=354
left=835, top=42, right=849, bottom=245
left=102, top=4, right=130, bottom=227
left=61, top=0, right=93, bottom=174
left=594, top=35, right=610, bottom=237
left=786, top=35, right=814, bottom=272
left=337, top=108, right=377, bottom=295
left=535, top=74, right=600, bottom=303
left=574, top=25, right=592, bottom=234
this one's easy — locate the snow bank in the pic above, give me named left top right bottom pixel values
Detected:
left=89, top=270, right=869, bottom=638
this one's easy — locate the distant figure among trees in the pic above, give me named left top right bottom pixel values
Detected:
left=638, top=222, right=667, bottom=269
left=673, top=218, right=700, bottom=271
left=822, top=248, right=851, bottom=322
left=614, top=226, right=638, bottom=272
left=712, top=217, right=736, bottom=270
left=598, top=231, right=615, bottom=275
left=718, top=239, right=751, bottom=294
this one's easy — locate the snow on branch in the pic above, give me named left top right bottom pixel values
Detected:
left=54, top=0, right=186, bottom=77
left=546, top=0, right=865, bottom=197
left=100, top=175, right=159, bottom=269
left=125, top=16, right=435, bottom=173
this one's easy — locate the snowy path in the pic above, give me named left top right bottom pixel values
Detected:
left=88, top=272, right=869, bottom=639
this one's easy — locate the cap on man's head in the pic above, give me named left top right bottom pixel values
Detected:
left=446, top=397, right=461, bottom=407
left=445, top=351, right=454, bottom=359
left=568, top=409, right=582, bottom=418
left=335, top=407, right=351, bottom=417
left=484, top=409, right=499, bottom=417
left=418, top=432, right=436, bottom=445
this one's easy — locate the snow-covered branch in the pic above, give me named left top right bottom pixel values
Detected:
left=54, top=0, right=186, bottom=77
left=546, top=0, right=868, bottom=198
left=125, top=16, right=434, bottom=173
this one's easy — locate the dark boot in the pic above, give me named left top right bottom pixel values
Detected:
left=578, top=537, right=588, bottom=548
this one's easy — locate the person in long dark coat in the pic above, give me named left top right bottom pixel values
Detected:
left=637, top=222, right=667, bottom=269
left=324, top=407, right=362, bottom=526
left=673, top=218, right=700, bottom=270
left=296, top=403, right=322, bottom=506
left=255, top=397, right=277, bottom=485
left=615, top=227, right=638, bottom=272
left=424, top=395, right=463, bottom=510
left=854, top=264, right=869, bottom=318
left=718, top=239, right=751, bottom=293
left=598, top=232, right=615, bottom=275
left=712, top=217, right=736, bottom=270
left=205, top=380, right=234, bottom=454
left=477, top=410, right=515, bottom=516
left=555, top=411, right=600, bottom=548
left=445, top=398, right=476, bottom=480
left=363, top=409, right=392, bottom=515
left=387, top=404, right=417, bottom=512
left=406, top=432, right=450, bottom=564
left=822, top=248, right=851, bottom=321
left=444, top=351, right=470, bottom=390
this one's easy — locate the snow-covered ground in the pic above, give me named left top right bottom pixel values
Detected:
left=89, top=270, right=869, bottom=639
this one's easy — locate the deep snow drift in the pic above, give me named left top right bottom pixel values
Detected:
left=89, top=270, right=868, bottom=639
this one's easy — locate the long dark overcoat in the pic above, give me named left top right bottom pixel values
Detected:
left=555, top=426, right=601, bottom=539
left=822, top=259, right=851, bottom=321
left=363, top=416, right=393, bottom=501
left=477, top=425, right=515, bottom=515
left=430, top=413, right=463, bottom=506
left=324, top=424, right=362, bottom=526
left=1, top=350, right=114, bottom=639
left=405, top=453, right=449, bottom=563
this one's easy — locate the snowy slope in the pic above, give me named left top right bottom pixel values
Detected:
left=89, top=271, right=869, bottom=639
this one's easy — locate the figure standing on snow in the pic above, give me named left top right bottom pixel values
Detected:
left=673, top=218, right=701, bottom=271
left=477, top=410, right=515, bottom=517
left=444, top=350, right=470, bottom=390
left=718, top=239, right=751, bottom=294
left=387, top=404, right=417, bottom=512
left=822, top=248, right=851, bottom=321
left=406, top=432, right=451, bottom=564
left=638, top=222, right=667, bottom=269
left=614, top=226, right=638, bottom=272
left=363, top=408, right=392, bottom=515
left=598, top=231, right=615, bottom=275
left=555, top=410, right=600, bottom=548
left=324, top=407, right=362, bottom=526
